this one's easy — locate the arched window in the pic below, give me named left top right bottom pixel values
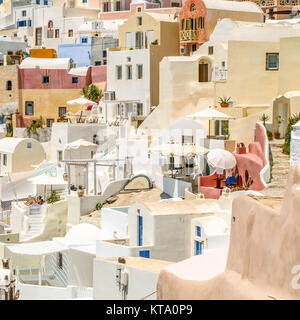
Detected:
left=191, top=3, right=196, bottom=11
left=48, top=20, right=53, bottom=29
left=6, top=80, right=12, bottom=91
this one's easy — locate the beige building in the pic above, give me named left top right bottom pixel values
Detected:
left=106, top=12, right=179, bottom=122
left=0, top=138, right=46, bottom=175
left=0, top=65, right=19, bottom=109
left=140, top=18, right=300, bottom=146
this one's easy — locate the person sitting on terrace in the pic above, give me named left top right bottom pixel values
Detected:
left=36, top=196, right=44, bottom=205
left=24, top=196, right=35, bottom=206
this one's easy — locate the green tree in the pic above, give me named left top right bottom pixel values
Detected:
left=283, top=113, right=300, bottom=155
left=81, top=84, right=103, bottom=102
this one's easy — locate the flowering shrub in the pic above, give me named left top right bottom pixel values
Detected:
left=86, top=105, right=93, bottom=111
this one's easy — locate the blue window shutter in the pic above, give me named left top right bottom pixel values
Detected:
left=195, top=241, right=202, bottom=255
left=196, top=226, right=201, bottom=237
left=139, top=250, right=150, bottom=258
left=138, top=215, right=143, bottom=246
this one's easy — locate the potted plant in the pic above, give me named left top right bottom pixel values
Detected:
left=70, top=184, right=77, bottom=191
left=218, top=96, right=231, bottom=108
left=267, top=130, right=273, bottom=141
left=46, top=190, right=60, bottom=204
left=77, top=185, right=85, bottom=197
left=260, top=113, right=269, bottom=128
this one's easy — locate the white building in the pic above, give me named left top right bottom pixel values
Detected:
left=95, top=199, right=231, bottom=263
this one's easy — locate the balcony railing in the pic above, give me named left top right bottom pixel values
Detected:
left=180, top=30, right=198, bottom=41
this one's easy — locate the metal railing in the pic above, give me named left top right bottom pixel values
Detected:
left=180, top=30, right=198, bottom=41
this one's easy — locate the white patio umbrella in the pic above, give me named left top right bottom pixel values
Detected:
left=187, top=107, right=233, bottom=135
left=207, top=148, right=236, bottom=170
left=65, top=139, right=97, bottom=150
left=67, top=97, right=97, bottom=106
left=28, top=174, right=67, bottom=196
left=0, top=102, right=18, bottom=116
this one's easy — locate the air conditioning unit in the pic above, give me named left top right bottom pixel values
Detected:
left=104, top=91, right=116, bottom=101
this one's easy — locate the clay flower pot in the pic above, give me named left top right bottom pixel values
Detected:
left=77, top=189, right=84, bottom=197
left=221, top=103, right=229, bottom=108
left=274, top=132, right=280, bottom=139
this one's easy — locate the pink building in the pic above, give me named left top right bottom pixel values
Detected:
left=99, top=0, right=182, bottom=21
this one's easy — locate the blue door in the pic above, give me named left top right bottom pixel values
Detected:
left=195, top=241, right=202, bottom=255
left=139, top=250, right=150, bottom=258
left=138, top=215, right=143, bottom=246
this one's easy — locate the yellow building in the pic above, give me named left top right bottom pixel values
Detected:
left=29, top=48, right=58, bottom=58
left=0, top=65, right=19, bottom=108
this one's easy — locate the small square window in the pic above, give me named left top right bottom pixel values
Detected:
left=137, top=7, right=142, bottom=12
left=36, top=0, right=40, bottom=4
left=68, top=29, right=73, bottom=37
left=43, top=76, right=49, bottom=83
left=22, top=10, right=26, bottom=17
left=58, top=106, right=66, bottom=117
left=137, top=16, right=142, bottom=26
left=81, top=37, right=88, bottom=43
left=95, top=61, right=101, bottom=66
left=55, top=29, right=59, bottom=38
left=25, top=101, right=34, bottom=115
left=222, top=61, right=225, bottom=67
left=27, top=142, right=32, bottom=149
left=72, top=77, right=78, bottom=84
left=47, top=119, right=54, bottom=127
left=103, top=50, right=107, bottom=58
left=208, top=46, right=213, bottom=55
left=103, top=60, right=107, bottom=65
left=266, top=53, right=279, bottom=70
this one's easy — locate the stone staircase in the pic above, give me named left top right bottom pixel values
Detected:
left=261, top=140, right=290, bottom=197
left=22, top=214, right=45, bottom=241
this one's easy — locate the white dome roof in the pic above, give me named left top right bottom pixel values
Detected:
left=64, top=223, right=102, bottom=245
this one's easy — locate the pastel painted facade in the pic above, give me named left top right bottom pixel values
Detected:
left=140, top=18, right=300, bottom=145
left=0, top=65, right=19, bottom=108
left=58, top=37, right=118, bottom=67
left=14, top=6, right=100, bottom=51
left=106, top=12, right=179, bottom=119
left=240, top=0, right=300, bottom=20
left=17, top=58, right=107, bottom=123
left=179, top=0, right=264, bottom=56
left=0, top=137, right=46, bottom=175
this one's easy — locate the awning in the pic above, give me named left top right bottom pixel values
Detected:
left=7, top=241, right=67, bottom=256
left=65, top=139, right=98, bottom=150
left=27, top=174, right=67, bottom=185
left=187, top=107, right=233, bottom=120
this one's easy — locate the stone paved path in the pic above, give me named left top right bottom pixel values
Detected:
left=261, top=139, right=290, bottom=197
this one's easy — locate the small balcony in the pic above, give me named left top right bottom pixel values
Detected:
left=180, top=30, right=198, bottom=42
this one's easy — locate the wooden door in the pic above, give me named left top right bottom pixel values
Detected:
left=198, top=63, right=208, bottom=82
